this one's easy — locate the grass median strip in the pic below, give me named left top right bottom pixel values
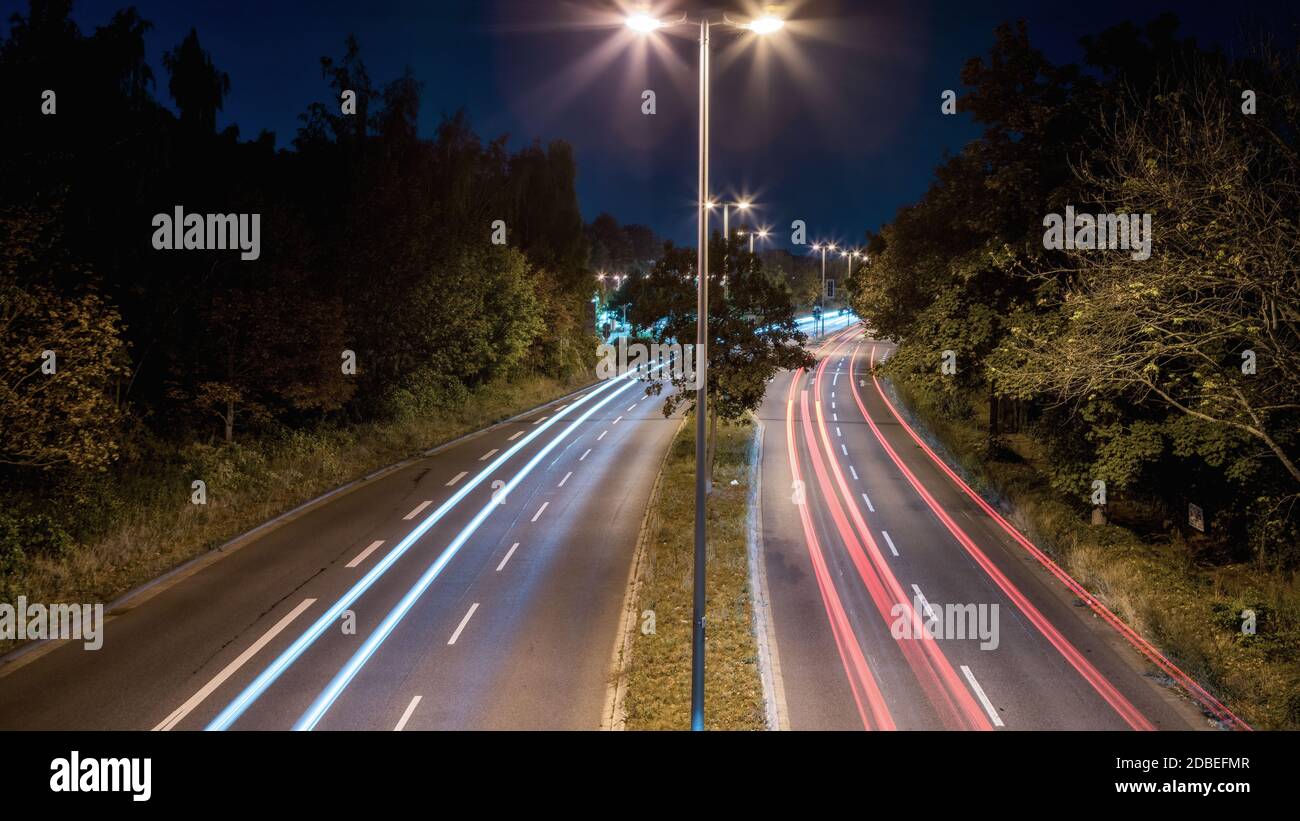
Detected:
left=622, top=415, right=766, bottom=730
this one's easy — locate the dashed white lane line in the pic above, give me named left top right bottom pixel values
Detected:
left=479, top=448, right=499, bottom=461
left=613, top=415, right=624, bottom=425
left=346, top=540, right=385, bottom=568
left=833, top=413, right=838, bottom=422
left=555, top=405, right=568, bottom=412
left=580, top=448, right=592, bottom=461
left=627, top=403, right=637, bottom=412
left=849, top=465, right=859, bottom=481
left=961, top=665, right=1005, bottom=727
left=533, top=416, right=549, bottom=425
left=832, top=401, right=836, bottom=410
left=558, top=471, right=573, bottom=487
left=840, top=443, right=848, bottom=455
left=831, top=391, right=835, bottom=398
left=447, top=603, right=479, bottom=645
left=531, top=501, right=550, bottom=522
left=836, top=426, right=842, bottom=437
left=833, top=372, right=840, bottom=386
left=882, top=530, right=899, bottom=557
left=394, top=695, right=422, bottom=731
left=445, top=470, right=468, bottom=486
left=861, top=492, right=875, bottom=512
left=496, top=542, right=521, bottom=572
left=508, top=431, right=524, bottom=441
left=597, top=430, right=608, bottom=441
left=911, top=584, right=938, bottom=621
left=403, top=500, right=433, bottom=520
left=154, top=598, right=316, bottom=731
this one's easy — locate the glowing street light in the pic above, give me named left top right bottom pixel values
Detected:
left=624, top=2, right=787, bottom=732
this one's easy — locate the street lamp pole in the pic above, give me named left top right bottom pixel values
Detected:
left=626, top=4, right=785, bottom=732
left=692, top=15, right=710, bottom=733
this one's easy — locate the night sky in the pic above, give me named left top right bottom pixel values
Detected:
left=15, top=0, right=1300, bottom=248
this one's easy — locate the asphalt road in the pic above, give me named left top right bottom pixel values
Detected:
left=0, top=369, right=681, bottom=730
left=757, top=325, right=1225, bottom=731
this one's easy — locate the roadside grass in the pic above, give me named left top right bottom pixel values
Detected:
left=622, top=415, right=766, bottom=730
left=888, top=380, right=1300, bottom=730
left=0, top=373, right=587, bottom=655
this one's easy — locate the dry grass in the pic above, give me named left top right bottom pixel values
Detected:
left=891, top=382, right=1300, bottom=729
left=1, top=374, right=586, bottom=655
left=622, top=416, right=766, bottom=730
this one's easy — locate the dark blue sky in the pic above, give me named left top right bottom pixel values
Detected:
left=14, top=0, right=1299, bottom=248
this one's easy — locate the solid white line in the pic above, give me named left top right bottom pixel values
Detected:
left=861, top=492, right=875, bottom=512
left=508, top=431, right=524, bottom=441
left=882, top=530, right=899, bottom=557
left=558, top=471, right=573, bottom=487
left=154, top=598, right=316, bottom=731
left=849, top=465, right=859, bottom=481
left=911, top=584, right=938, bottom=621
left=531, top=501, right=549, bottom=522
left=346, top=540, right=385, bottom=568
left=403, top=501, right=432, bottom=520
left=496, top=542, right=521, bottom=572
left=394, top=695, right=421, bottom=731
left=597, top=430, right=608, bottom=440
left=613, top=415, right=623, bottom=425
left=580, top=448, right=592, bottom=461
left=479, top=449, right=498, bottom=461
left=961, top=665, right=1004, bottom=727
left=445, top=470, right=468, bottom=486
left=447, top=603, right=479, bottom=645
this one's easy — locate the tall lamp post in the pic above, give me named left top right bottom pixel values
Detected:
left=746, top=227, right=770, bottom=254
left=626, top=5, right=786, bottom=731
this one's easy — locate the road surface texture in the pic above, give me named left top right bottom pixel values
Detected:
left=756, top=325, right=1237, bottom=730
left=0, top=370, right=680, bottom=730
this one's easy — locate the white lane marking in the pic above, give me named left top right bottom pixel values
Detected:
left=911, top=584, right=938, bottom=621
left=479, top=448, right=499, bottom=461
left=849, top=465, right=859, bottom=481
left=580, top=448, right=592, bottom=461
left=861, top=492, right=875, bottom=512
left=508, top=431, right=524, bottom=441
left=533, top=416, right=549, bottom=425
left=496, top=542, right=521, bottom=572
left=831, top=392, right=835, bottom=398
left=394, top=695, right=422, bottom=731
left=833, top=413, right=838, bottom=422
left=555, top=405, right=568, bottom=412
left=447, top=603, right=479, bottom=645
left=531, top=501, right=549, bottom=522
left=346, top=540, right=385, bottom=568
left=558, top=471, right=573, bottom=487
left=403, top=501, right=433, bottom=520
left=882, top=530, right=899, bottom=557
left=961, top=665, right=1004, bottom=727
left=154, top=598, right=316, bottom=731
left=613, top=415, right=624, bottom=425
left=445, top=470, right=468, bottom=486
left=627, top=404, right=637, bottom=412
left=832, top=401, right=836, bottom=410
left=836, top=426, right=842, bottom=437
left=833, top=372, right=840, bottom=385
left=840, top=443, right=848, bottom=455
left=597, top=430, right=608, bottom=441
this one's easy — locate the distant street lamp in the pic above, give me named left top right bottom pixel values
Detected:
left=626, top=3, right=787, bottom=732
left=745, top=227, right=770, bottom=254
left=812, top=242, right=836, bottom=336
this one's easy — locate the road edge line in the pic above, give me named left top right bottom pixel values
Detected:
left=601, top=413, right=688, bottom=730
left=747, top=418, right=790, bottom=731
